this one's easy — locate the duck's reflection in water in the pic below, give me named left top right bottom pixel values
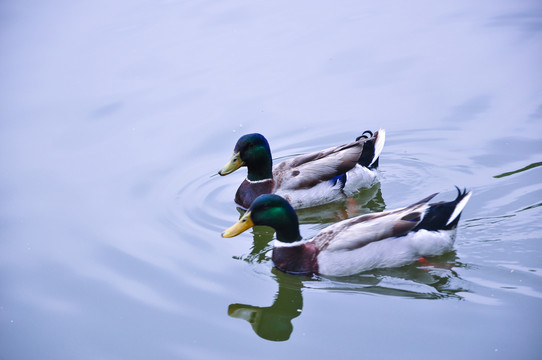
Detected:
left=295, top=183, right=385, bottom=225
left=229, top=251, right=469, bottom=342
left=228, top=269, right=305, bottom=342
left=317, top=251, right=468, bottom=300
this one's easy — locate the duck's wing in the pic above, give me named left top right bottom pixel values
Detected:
left=314, top=193, right=439, bottom=252
left=273, top=141, right=365, bottom=190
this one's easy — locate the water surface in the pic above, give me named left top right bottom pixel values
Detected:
left=1, top=1, right=541, bottom=359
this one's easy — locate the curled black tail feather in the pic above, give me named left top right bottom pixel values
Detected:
left=355, top=130, right=373, bottom=141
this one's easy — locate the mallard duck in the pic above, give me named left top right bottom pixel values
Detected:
left=218, top=130, right=385, bottom=209
left=222, top=188, right=472, bottom=276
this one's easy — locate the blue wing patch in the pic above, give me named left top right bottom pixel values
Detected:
left=330, top=173, right=347, bottom=190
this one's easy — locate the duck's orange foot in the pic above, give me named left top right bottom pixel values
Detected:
left=417, top=256, right=428, bottom=265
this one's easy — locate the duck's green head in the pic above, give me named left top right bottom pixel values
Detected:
left=222, top=194, right=301, bottom=243
left=218, top=133, right=273, bottom=181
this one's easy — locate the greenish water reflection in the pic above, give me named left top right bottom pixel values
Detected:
left=493, top=161, right=542, bottom=178
left=229, top=251, right=469, bottom=342
left=228, top=270, right=305, bottom=342
left=295, top=184, right=386, bottom=225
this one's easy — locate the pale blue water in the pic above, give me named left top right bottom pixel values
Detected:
left=1, top=1, right=541, bottom=359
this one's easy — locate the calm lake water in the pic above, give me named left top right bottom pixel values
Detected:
left=1, top=1, right=541, bottom=359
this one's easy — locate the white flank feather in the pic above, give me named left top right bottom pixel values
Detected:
left=317, top=229, right=457, bottom=276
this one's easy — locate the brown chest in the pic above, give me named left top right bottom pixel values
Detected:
left=234, top=179, right=275, bottom=209
left=272, top=243, right=319, bottom=276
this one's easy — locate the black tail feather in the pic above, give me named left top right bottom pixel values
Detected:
left=413, top=187, right=471, bottom=232
left=356, top=130, right=377, bottom=168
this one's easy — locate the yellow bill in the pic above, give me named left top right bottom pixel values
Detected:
left=222, top=211, right=254, bottom=238
left=218, top=152, right=244, bottom=176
